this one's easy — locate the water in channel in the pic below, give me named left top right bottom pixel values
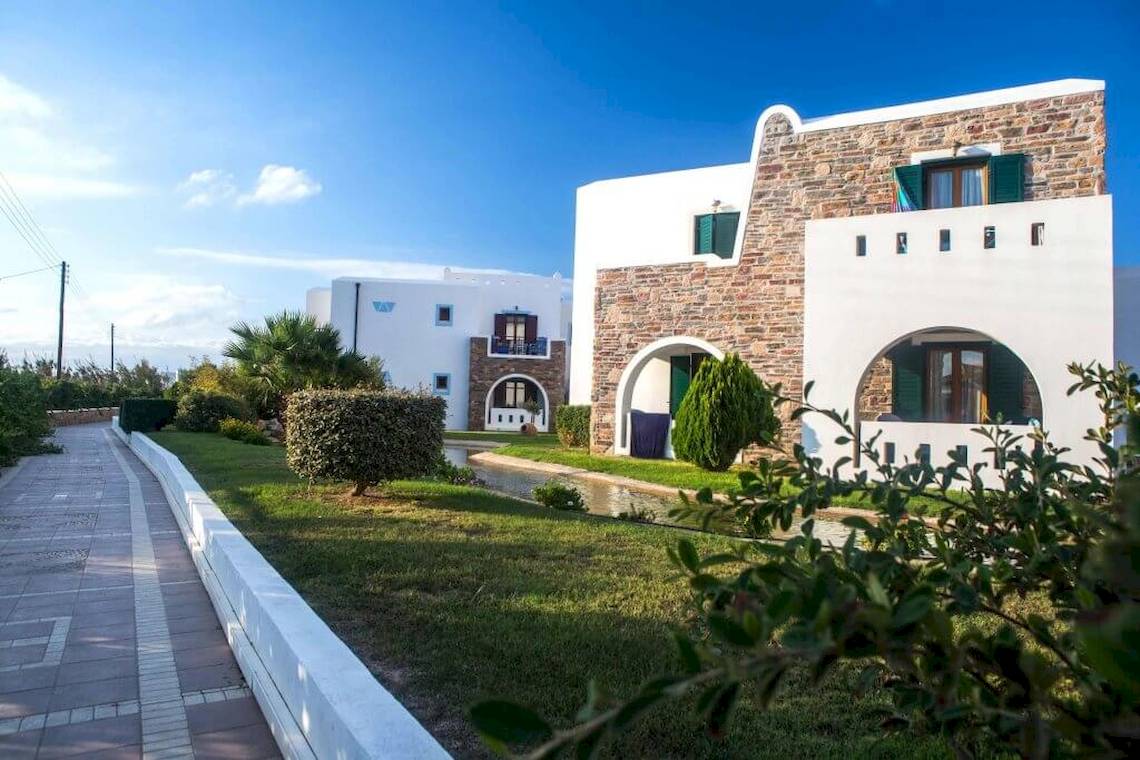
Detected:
left=443, top=446, right=858, bottom=546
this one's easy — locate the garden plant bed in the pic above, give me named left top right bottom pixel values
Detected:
left=150, top=430, right=965, bottom=759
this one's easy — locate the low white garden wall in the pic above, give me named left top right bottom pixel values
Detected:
left=112, top=418, right=450, bottom=760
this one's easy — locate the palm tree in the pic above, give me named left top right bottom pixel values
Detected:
left=223, top=311, right=383, bottom=418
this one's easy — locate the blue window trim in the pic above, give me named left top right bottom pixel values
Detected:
left=435, top=304, right=453, bottom=326
left=432, top=373, right=451, bottom=396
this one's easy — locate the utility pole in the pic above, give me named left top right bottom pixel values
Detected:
left=55, top=260, right=66, bottom=380
left=110, top=323, right=115, bottom=370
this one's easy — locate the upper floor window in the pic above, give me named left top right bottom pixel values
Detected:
left=693, top=212, right=739, bottom=259
left=894, top=154, right=1024, bottom=212
left=491, top=312, right=545, bottom=356
left=926, top=161, right=986, bottom=208
left=435, top=304, right=453, bottom=326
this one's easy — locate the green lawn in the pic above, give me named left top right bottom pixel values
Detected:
left=150, top=430, right=955, bottom=759
left=444, top=430, right=559, bottom=445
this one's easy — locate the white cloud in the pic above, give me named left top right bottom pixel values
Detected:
left=158, top=246, right=448, bottom=279
left=6, top=173, right=140, bottom=200
left=237, top=164, right=322, bottom=206
left=177, top=168, right=237, bottom=208
left=0, top=73, right=142, bottom=201
left=0, top=272, right=243, bottom=351
left=0, top=74, right=52, bottom=119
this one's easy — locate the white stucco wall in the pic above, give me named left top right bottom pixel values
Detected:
left=318, top=271, right=568, bottom=430
left=306, top=287, right=331, bottom=326
left=803, top=194, right=1114, bottom=480
left=1116, top=267, right=1140, bottom=373
left=569, top=163, right=753, bottom=404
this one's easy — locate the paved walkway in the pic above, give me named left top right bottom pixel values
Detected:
left=0, top=424, right=281, bottom=759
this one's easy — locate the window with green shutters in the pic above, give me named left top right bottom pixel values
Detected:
left=986, top=343, right=1027, bottom=423
left=890, top=343, right=925, bottom=421
left=893, top=153, right=1025, bottom=210
left=693, top=212, right=739, bottom=258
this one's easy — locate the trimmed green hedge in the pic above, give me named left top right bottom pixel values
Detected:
left=119, top=398, right=177, bottom=434
left=0, top=363, right=52, bottom=466
left=286, top=389, right=445, bottom=495
left=671, top=353, right=779, bottom=471
left=555, top=404, right=591, bottom=448
left=175, top=391, right=251, bottom=433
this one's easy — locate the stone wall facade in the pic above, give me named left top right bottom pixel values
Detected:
left=48, top=407, right=117, bottom=426
left=468, top=338, right=567, bottom=431
left=591, top=91, right=1105, bottom=452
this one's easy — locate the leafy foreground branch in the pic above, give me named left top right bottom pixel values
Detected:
left=471, top=362, right=1140, bottom=759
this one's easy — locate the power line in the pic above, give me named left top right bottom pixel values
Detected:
left=0, top=170, right=63, bottom=266
left=0, top=263, right=59, bottom=282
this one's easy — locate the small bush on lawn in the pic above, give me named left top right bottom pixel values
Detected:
left=533, top=480, right=586, bottom=512
left=218, top=418, right=270, bottom=446
left=556, top=404, right=591, bottom=448
left=671, top=353, right=779, bottom=471
left=286, top=389, right=445, bottom=496
left=433, top=457, right=486, bottom=486
left=175, top=391, right=252, bottom=433
left=119, top=398, right=177, bottom=434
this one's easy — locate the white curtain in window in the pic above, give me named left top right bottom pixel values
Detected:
left=961, top=168, right=984, bottom=206
left=930, top=170, right=953, bottom=208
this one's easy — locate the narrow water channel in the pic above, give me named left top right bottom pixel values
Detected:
left=443, top=446, right=858, bottom=545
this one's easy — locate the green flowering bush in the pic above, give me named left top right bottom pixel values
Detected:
left=218, top=418, right=270, bottom=446
left=474, top=362, right=1140, bottom=760
left=555, top=405, right=591, bottom=448
left=175, top=391, right=252, bottom=433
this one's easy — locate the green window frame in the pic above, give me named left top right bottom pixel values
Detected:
left=693, top=212, right=740, bottom=258
left=894, top=154, right=1025, bottom=211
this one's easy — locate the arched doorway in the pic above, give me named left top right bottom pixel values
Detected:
left=485, top=374, right=550, bottom=432
left=613, top=336, right=725, bottom=457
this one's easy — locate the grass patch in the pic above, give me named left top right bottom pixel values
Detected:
left=444, top=430, right=559, bottom=445
left=149, top=430, right=957, bottom=758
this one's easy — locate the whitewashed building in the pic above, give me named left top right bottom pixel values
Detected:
left=571, top=79, right=1136, bottom=485
left=308, top=269, right=571, bottom=431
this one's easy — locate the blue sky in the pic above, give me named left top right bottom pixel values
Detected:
left=0, top=1, right=1136, bottom=369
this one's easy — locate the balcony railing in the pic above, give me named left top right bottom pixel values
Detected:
left=490, top=336, right=549, bottom=357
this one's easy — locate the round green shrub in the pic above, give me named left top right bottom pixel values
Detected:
left=555, top=404, right=591, bottom=448
left=218, top=417, right=270, bottom=446
left=175, top=391, right=252, bottom=433
left=670, top=353, right=779, bottom=471
left=532, top=480, right=586, bottom=512
left=286, top=389, right=445, bottom=496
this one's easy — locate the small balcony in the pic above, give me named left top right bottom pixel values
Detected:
left=489, top=336, right=550, bottom=358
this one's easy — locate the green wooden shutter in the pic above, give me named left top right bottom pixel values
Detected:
left=712, top=213, right=740, bottom=259
left=891, top=344, right=925, bottom=421
left=670, top=355, right=691, bottom=418
left=694, top=214, right=714, bottom=254
left=894, top=165, right=924, bottom=211
left=986, top=344, right=1025, bottom=423
left=988, top=154, right=1025, bottom=204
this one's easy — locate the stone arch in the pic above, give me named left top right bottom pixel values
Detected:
left=484, top=373, right=550, bottom=432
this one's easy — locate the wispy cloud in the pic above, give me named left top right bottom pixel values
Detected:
left=0, top=73, right=142, bottom=201
left=158, top=246, right=449, bottom=279
left=237, top=164, right=322, bottom=206
left=178, top=164, right=321, bottom=208
left=177, top=168, right=237, bottom=208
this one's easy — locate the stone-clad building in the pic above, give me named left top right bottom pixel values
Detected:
left=570, top=79, right=1127, bottom=485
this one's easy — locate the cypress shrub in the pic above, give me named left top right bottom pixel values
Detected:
left=671, top=353, right=779, bottom=471
left=119, top=398, right=177, bottom=434
left=555, top=405, right=591, bottom=448
left=175, top=391, right=252, bottom=433
left=286, top=389, right=445, bottom=496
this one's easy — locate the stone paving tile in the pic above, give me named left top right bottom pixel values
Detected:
left=0, top=424, right=282, bottom=758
